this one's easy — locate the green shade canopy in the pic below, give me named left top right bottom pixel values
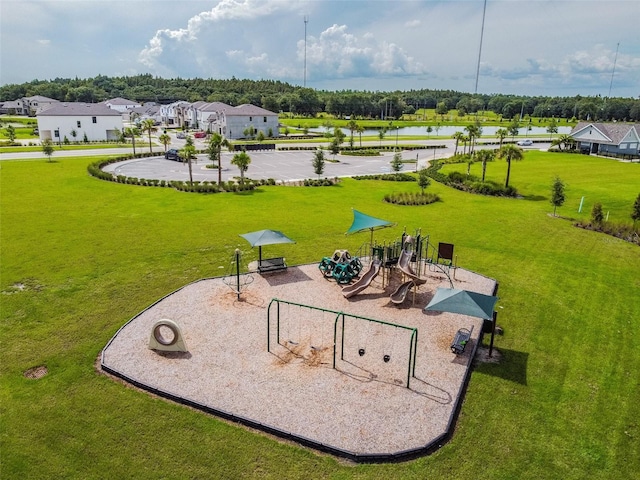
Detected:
left=345, top=209, right=395, bottom=244
left=239, top=229, right=295, bottom=263
left=424, top=287, right=498, bottom=320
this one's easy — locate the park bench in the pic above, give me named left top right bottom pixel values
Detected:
left=451, top=326, right=474, bottom=355
left=258, top=257, right=287, bottom=274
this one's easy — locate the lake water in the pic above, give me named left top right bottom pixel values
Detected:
left=309, top=125, right=571, bottom=137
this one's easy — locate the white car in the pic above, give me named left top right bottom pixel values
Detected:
left=517, top=139, right=533, bottom=146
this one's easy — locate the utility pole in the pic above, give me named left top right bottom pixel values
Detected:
left=303, top=16, right=308, bottom=87
left=608, top=42, right=620, bottom=98
left=474, top=0, right=488, bottom=94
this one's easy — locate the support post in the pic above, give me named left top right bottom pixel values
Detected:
left=235, top=249, right=241, bottom=300
left=489, top=311, right=497, bottom=357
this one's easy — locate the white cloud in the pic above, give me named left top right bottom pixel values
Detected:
left=139, top=0, right=297, bottom=69
left=303, top=24, right=426, bottom=80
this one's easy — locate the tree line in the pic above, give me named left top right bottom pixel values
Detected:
left=2, top=74, right=639, bottom=122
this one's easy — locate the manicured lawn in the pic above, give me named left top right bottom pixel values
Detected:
left=1, top=152, right=638, bottom=479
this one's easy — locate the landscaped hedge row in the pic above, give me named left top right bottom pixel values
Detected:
left=352, top=173, right=416, bottom=181
left=574, top=220, right=639, bottom=245
left=340, top=149, right=380, bottom=156
left=87, top=156, right=258, bottom=193
left=302, top=178, right=339, bottom=186
left=277, top=146, right=319, bottom=151
left=383, top=192, right=440, bottom=205
left=340, top=144, right=445, bottom=152
left=87, top=155, right=337, bottom=192
left=424, top=157, right=518, bottom=197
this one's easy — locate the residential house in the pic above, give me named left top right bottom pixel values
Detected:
left=192, top=102, right=233, bottom=134
left=570, top=122, right=640, bottom=158
left=102, top=97, right=142, bottom=113
left=220, top=104, right=279, bottom=140
left=0, top=100, right=22, bottom=115
left=129, top=103, right=162, bottom=125
left=159, top=101, right=191, bottom=128
left=37, top=102, right=123, bottom=142
left=16, top=95, right=60, bottom=116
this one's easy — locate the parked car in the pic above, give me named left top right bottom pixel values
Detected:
left=165, top=148, right=183, bottom=161
left=193, top=131, right=207, bottom=138
left=517, top=139, right=533, bottom=146
left=176, top=132, right=186, bottom=139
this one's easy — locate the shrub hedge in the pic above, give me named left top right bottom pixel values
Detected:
left=383, top=192, right=440, bottom=205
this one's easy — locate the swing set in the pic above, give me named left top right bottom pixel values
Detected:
left=267, top=298, right=418, bottom=388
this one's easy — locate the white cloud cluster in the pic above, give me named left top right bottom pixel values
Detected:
left=304, top=24, right=425, bottom=79
left=138, top=1, right=426, bottom=83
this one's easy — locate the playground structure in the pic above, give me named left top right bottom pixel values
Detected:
left=267, top=298, right=418, bottom=388
left=222, top=248, right=254, bottom=299
left=318, top=250, right=363, bottom=284
left=336, top=229, right=457, bottom=303
left=341, top=259, right=382, bottom=298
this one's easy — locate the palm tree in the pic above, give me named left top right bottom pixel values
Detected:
left=123, top=126, right=139, bottom=155
left=475, top=149, right=495, bottom=182
left=452, top=131, right=465, bottom=155
left=231, top=151, right=251, bottom=186
left=356, top=124, right=364, bottom=147
left=180, top=136, right=197, bottom=184
left=551, top=134, right=575, bottom=151
left=465, top=123, right=482, bottom=155
left=207, top=133, right=230, bottom=186
left=158, top=133, right=171, bottom=152
left=461, top=135, right=470, bottom=155
left=141, top=119, right=157, bottom=153
left=346, top=120, right=358, bottom=148
left=496, top=128, right=508, bottom=148
left=496, top=144, right=524, bottom=188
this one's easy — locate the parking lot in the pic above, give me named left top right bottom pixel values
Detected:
left=102, top=149, right=442, bottom=183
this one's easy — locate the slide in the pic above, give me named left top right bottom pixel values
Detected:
left=390, top=280, right=416, bottom=304
left=341, top=259, right=382, bottom=298
left=396, top=248, right=427, bottom=286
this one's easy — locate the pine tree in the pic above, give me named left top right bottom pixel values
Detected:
left=550, top=176, right=566, bottom=216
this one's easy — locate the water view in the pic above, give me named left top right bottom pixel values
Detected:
left=310, top=125, right=571, bottom=137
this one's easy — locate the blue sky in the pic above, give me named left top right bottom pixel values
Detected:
left=1, top=0, right=639, bottom=98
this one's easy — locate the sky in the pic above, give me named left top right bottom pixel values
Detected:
left=1, top=0, right=639, bottom=98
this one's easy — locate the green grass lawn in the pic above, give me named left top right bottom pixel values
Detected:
left=1, top=152, right=639, bottom=479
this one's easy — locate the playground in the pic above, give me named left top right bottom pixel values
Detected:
left=101, top=240, right=497, bottom=461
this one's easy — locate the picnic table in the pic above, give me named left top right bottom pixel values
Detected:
left=258, top=257, right=287, bottom=274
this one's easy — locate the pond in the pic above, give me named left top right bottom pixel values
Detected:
left=309, top=125, right=571, bottom=137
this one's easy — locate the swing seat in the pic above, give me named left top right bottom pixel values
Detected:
left=451, top=326, right=473, bottom=355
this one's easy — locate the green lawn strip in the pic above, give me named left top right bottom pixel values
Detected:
left=440, top=151, right=639, bottom=225
left=0, top=143, right=140, bottom=153
left=1, top=154, right=639, bottom=478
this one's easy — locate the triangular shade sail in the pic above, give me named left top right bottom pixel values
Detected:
left=424, top=287, right=498, bottom=319
left=345, top=209, right=395, bottom=236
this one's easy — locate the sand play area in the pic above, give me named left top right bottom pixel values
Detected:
left=101, top=262, right=497, bottom=461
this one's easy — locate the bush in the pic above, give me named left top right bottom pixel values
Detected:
left=383, top=192, right=440, bottom=206
left=353, top=173, right=416, bottom=182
